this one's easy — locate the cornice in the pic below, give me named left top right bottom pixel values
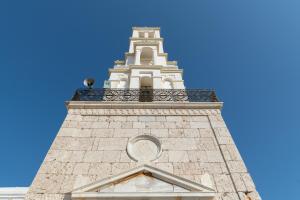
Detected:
left=108, top=66, right=183, bottom=75
left=132, top=27, right=160, bottom=30
left=66, top=101, right=223, bottom=111
left=130, top=37, right=163, bottom=41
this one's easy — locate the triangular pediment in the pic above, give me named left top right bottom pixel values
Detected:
left=72, top=165, right=215, bottom=200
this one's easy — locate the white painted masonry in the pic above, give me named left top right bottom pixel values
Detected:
left=106, top=27, right=185, bottom=89
left=0, top=187, right=28, bottom=200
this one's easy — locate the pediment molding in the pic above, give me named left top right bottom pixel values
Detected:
left=72, top=165, right=215, bottom=200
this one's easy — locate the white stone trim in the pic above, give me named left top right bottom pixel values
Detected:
left=72, top=192, right=216, bottom=199
left=0, top=187, right=28, bottom=199
left=72, top=164, right=215, bottom=200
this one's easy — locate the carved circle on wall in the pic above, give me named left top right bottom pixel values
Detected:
left=126, top=135, right=162, bottom=162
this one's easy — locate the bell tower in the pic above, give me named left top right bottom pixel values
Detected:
left=25, top=27, right=261, bottom=200
left=106, top=27, right=185, bottom=90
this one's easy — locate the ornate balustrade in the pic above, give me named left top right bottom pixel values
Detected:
left=71, top=89, right=219, bottom=102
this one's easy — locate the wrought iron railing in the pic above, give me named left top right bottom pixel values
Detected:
left=71, top=89, right=219, bottom=102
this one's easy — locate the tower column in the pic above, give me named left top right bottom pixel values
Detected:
left=135, top=49, right=141, bottom=65
left=152, top=48, right=157, bottom=65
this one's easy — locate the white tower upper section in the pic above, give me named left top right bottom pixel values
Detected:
left=105, top=27, right=185, bottom=89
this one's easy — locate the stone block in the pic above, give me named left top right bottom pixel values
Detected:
left=138, top=128, right=151, bottom=135
left=121, top=122, right=133, bottom=128
left=88, top=163, right=112, bottom=176
left=92, top=129, right=113, bottom=137
left=155, top=163, right=174, bottom=173
left=154, top=150, right=169, bottom=162
left=120, top=151, right=132, bottom=162
left=190, top=121, right=210, bottom=129
left=206, top=151, right=224, bottom=162
left=241, top=173, right=256, bottom=191
left=168, top=151, right=189, bottom=162
left=69, top=151, right=86, bottom=162
left=196, top=138, right=218, bottom=151
left=183, top=128, right=200, bottom=137
left=218, top=136, right=234, bottom=145
left=60, top=174, right=76, bottom=193
left=101, top=151, right=121, bottom=162
left=189, top=116, right=208, bottom=122
left=98, top=116, right=110, bottom=122
left=214, top=127, right=231, bottom=137
left=52, top=137, right=94, bottom=151
left=73, top=163, right=90, bottom=175
left=199, top=128, right=214, bottom=137
left=175, top=121, right=191, bottom=129
left=126, top=116, right=138, bottom=121
left=155, top=116, right=166, bottom=121
left=150, top=129, right=168, bottom=138
left=58, top=128, right=78, bottom=137
left=98, top=138, right=128, bottom=150
left=220, top=145, right=242, bottom=161
left=227, top=161, right=248, bottom=173
left=78, top=121, right=92, bottom=129
left=145, top=121, right=164, bottom=128
left=113, top=129, right=139, bottom=138
left=221, top=192, right=240, bottom=200
left=173, top=163, right=204, bottom=175
left=91, top=122, right=109, bottom=129
left=168, top=128, right=184, bottom=137
left=112, top=163, right=131, bottom=174
left=166, top=116, right=183, bottom=122
left=138, top=116, right=156, bottom=122
left=111, top=116, right=127, bottom=122
left=213, top=174, right=235, bottom=193
left=73, top=175, right=97, bottom=190
left=162, top=138, right=197, bottom=150
left=32, top=173, right=64, bottom=193
left=83, top=151, right=103, bottom=162
left=132, top=122, right=145, bottom=128
left=187, top=150, right=208, bottom=162
left=231, top=173, right=247, bottom=192
left=109, top=122, right=122, bottom=128
left=163, top=122, right=176, bottom=128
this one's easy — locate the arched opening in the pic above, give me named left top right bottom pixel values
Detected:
left=139, top=76, right=153, bottom=102
left=163, top=79, right=174, bottom=89
left=140, top=47, right=153, bottom=65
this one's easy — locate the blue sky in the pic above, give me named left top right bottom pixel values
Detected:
left=0, top=0, right=299, bottom=199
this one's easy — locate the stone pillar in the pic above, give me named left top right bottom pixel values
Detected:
left=135, top=49, right=141, bottom=65
left=152, top=48, right=157, bottom=65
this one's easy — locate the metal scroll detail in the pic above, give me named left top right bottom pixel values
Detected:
left=72, top=89, right=219, bottom=102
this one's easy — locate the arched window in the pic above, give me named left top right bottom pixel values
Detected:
left=140, top=76, right=153, bottom=89
left=140, top=47, right=153, bottom=65
left=139, top=76, right=153, bottom=102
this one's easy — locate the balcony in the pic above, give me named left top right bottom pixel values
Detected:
left=71, top=89, right=219, bottom=102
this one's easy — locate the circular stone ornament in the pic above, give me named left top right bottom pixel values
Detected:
left=127, top=135, right=162, bottom=162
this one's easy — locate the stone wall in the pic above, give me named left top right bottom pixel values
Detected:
left=25, top=108, right=261, bottom=200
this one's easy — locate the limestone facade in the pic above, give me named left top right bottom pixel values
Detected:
left=25, top=102, right=261, bottom=200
